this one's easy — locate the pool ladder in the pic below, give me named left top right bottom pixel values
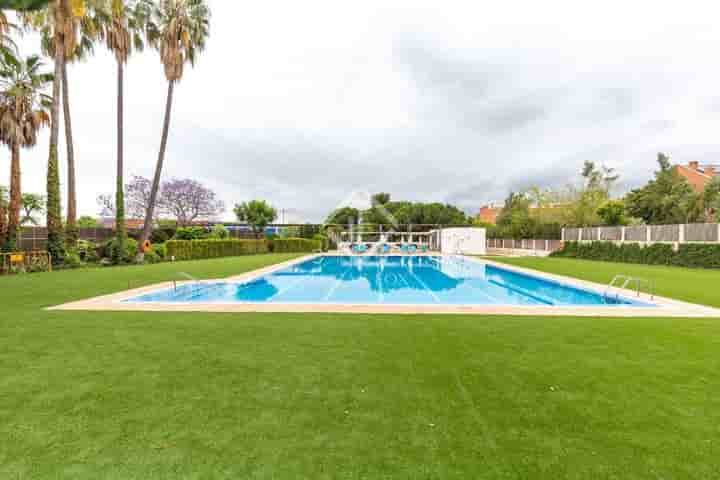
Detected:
left=604, top=275, right=655, bottom=301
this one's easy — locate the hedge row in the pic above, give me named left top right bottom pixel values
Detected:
left=271, top=237, right=322, bottom=253
left=166, top=239, right=269, bottom=261
left=551, top=241, right=720, bottom=268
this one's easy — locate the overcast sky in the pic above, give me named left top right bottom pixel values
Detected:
left=4, top=0, right=720, bottom=222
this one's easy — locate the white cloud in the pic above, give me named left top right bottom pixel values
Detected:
left=4, top=0, right=720, bottom=223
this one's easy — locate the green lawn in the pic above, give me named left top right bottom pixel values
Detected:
left=486, top=256, right=720, bottom=308
left=2, top=255, right=720, bottom=478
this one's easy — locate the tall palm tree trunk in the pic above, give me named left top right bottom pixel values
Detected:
left=46, top=35, right=65, bottom=264
left=114, top=60, right=126, bottom=263
left=138, top=80, right=174, bottom=260
left=6, top=142, right=21, bottom=251
left=62, top=60, right=77, bottom=245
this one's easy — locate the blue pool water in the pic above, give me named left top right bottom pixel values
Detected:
left=127, top=256, right=651, bottom=307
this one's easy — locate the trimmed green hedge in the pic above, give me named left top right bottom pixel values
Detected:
left=166, top=239, right=269, bottom=261
left=552, top=241, right=720, bottom=268
left=271, top=237, right=322, bottom=253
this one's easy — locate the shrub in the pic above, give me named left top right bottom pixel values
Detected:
left=150, top=229, right=170, bottom=244
left=210, top=224, right=229, bottom=239
left=77, top=240, right=100, bottom=263
left=99, top=237, right=139, bottom=264
left=552, top=241, right=720, bottom=268
left=63, top=251, right=83, bottom=269
left=312, top=233, right=330, bottom=251
left=166, top=239, right=269, bottom=261
left=271, top=237, right=322, bottom=253
left=174, top=226, right=207, bottom=240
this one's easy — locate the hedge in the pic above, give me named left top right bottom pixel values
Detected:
left=271, top=237, right=322, bottom=253
left=551, top=241, right=720, bottom=268
left=166, top=239, right=269, bottom=261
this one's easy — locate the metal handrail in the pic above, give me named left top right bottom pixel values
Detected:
left=605, top=274, right=655, bottom=300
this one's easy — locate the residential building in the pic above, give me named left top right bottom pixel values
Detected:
left=675, top=161, right=717, bottom=193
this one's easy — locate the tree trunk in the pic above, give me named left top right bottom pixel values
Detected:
left=138, top=80, right=175, bottom=261
left=6, top=142, right=21, bottom=251
left=46, top=32, right=65, bottom=264
left=114, top=60, right=126, bottom=264
left=62, top=60, right=77, bottom=245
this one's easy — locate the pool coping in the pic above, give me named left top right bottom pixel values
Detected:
left=47, top=254, right=720, bottom=318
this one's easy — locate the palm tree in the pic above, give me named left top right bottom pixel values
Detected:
left=24, top=1, right=103, bottom=246
left=102, top=0, right=146, bottom=263
left=137, top=0, right=209, bottom=260
left=0, top=51, right=52, bottom=251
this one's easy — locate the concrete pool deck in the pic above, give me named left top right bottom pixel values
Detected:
left=48, top=254, right=720, bottom=318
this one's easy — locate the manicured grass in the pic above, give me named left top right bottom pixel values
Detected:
left=2, top=255, right=720, bottom=478
left=486, top=256, right=720, bottom=308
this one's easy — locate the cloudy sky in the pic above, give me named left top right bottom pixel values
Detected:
left=5, top=0, right=720, bottom=222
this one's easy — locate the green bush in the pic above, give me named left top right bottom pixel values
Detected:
left=63, top=251, right=83, bottom=269
left=77, top=240, right=100, bottom=263
left=166, top=239, right=269, bottom=261
left=174, top=226, right=208, bottom=240
left=271, top=237, right=322, bottom=253
left=210, top=224, right=230, bottom=239
left=552, top=241, right=720, bottom=268
left=99, top=237, right=139, bottom=264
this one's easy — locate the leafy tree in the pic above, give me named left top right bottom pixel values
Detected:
left=371, top=192, right=391, bottom=206
left=0, top=51, right=52, bottom=251
left=20, top=193, right=45, bottom=225
left=625, top=153, right=702, bottom=224
left=596, top=199, right=627, bottom=226
left=2, top=0, right=52, bottom=10
left=158, top=178, right=224, bottom=226
left=325, top=206, right=360, bottom=226
left=139, top=0, right=210, bottom=259
left=77, top=215, right=100, bottom=228
left=234, top=200, right=277, bottom=237
left=703, top=177, right=720, bottom=221
left=562, top=161, right=619, bottom=227
left=209, top=223, right=228, bottom=239
left=495, top=192, right=537, bottom=239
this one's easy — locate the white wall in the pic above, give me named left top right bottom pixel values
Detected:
left=440, top=228, right=486, bottom=255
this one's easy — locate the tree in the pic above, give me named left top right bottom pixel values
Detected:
left=495, top=192, right=537, bottom=239
left=371, top=192, right=391, bottom=206
left=0, top=185, right=7, bottom=245
left=703, top=177, right=720, bottom=221
left=102, top=0, right=147, bottom=263
left=325, top=206, right=360, bottom=226
left=562, top=161, right=619, bottom=227
left=97, top=175, right=156, bottom=220
left=0, top=51, right=52, bottom=251
left=20, top=193, right=45, bottom=225
left=596, top=199, right=627, bottom=226
left=158, top=178, right=224, bottom=226
left=77, top=215, right=100, bottom=227
left=138, top=0, right=210, bottom=260
left=2, top=0, right=53, bottom=10
left=21, top=0, right=77, bottom=262
left=234, top=200, right=277, bottom=237
left=625, top=153, right=702, bottom=224
left=23, top=0, right=103, bottom=247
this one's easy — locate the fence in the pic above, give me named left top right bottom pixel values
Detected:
left=563, top=223, right=720, bottom=244
left=17, top=227, right=121, bottom=251
left=486, top=238, right=563, bottom=252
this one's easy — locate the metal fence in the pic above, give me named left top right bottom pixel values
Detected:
left=486, top=238, right=563, bottom=252
left=562, top=223, right=720, bottom=244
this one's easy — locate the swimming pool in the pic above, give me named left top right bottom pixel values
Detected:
left=126, top=256, right=650, bottom=307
